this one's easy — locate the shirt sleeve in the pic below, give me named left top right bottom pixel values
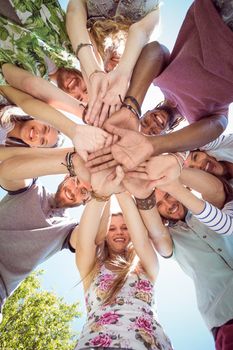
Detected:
left=62, top=224, right=78, bottom=252
left=200, top=134, right=231, bottom=151
left=194, top=200, right=233, bottom=236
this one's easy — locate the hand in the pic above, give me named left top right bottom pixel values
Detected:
left=102, top=69, right=129, bottom=114
left=86, top=70, right=129, bottom=128
left=91, top=165, right=124, bottom=197
left=126, top=154, right=181, bottom=186
left=72, top=125, right=115, bottom=160
left=156, top=177, right=183, bottom=193
left=86, top=125, right=154, bottom=172
left=122, top=172, right=156, bottom=199
left=85, top=71, right=108, bottom=127
left=103, top=107, right=139, bottom=132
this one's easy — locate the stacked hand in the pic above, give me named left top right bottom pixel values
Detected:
left=84, top=70, right=129, bottom=128
left=72, top=124, right=116, bottom=161
left=126, top=154, right=182, bottom=187
left=86, top=125, right=154, bottom=172
left=91, top=166, right=125, bottom=197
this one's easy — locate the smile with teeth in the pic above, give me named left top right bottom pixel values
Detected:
left=169, top=204, right=179, bottom=214
left=29, top=127, right=37, bottom=141
left=67, top=78, right=76, bottom=90
left=204, top=162, right=210, bottom=172
left=113, top=237, right=125, bottom=242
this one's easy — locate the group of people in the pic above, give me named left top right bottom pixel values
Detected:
left=0, top=0, right=233, bottom=349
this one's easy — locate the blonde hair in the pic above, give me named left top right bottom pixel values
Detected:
left=90, top=16, right=131, bottom=61
left=87, top=213, right=139, bottom=306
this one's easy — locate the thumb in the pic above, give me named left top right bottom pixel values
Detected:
left=114, top=165, right=125, bottom=185
left=99, top=78, right=109, bottom=99
left=105, top=124, right=126, bottom=138
left=77, top=149, right=88, bottom=162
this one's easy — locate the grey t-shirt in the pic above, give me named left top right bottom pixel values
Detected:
left=0, top=180, right=77, bottom=306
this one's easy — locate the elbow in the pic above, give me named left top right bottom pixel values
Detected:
left=129, top=23, right=150, bottom=45
left=211, top=115, right=228, bottom=138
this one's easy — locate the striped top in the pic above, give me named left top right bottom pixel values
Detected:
left=201, top=134, right=230, bottom=152
left=194, top=200, right=233, bottom=236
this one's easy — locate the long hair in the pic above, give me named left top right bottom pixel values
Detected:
left=0, top=104, right=64, bottom=148
left=89, top=213, right=139, bottom=306
left=89, top=16, right=131, bottom=62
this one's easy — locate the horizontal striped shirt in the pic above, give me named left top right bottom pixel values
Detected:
left=194, top=200, right=233, bottom=235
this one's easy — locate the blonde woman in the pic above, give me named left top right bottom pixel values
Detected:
left=74, top=169, right=173, bottom=350
left=66, top=0, right=160, bottom=126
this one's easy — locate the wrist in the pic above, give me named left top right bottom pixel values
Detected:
left=91, top=191, right=111, bottom=202
left=135, top=190, right=156, bottom=210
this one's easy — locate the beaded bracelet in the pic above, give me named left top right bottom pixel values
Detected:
left=61, top=151, right=77, bottom=177
left=120, top=102, right=140, bottom=120
left=168, top=153, right=183, bottom=173
left=176, top=151, right=190, bottom=162
left=91, top=191, right=111, bottom=202
left=88, top=69, right=106, bottom=81
left=125, top=95, right=141, bottom=116
left=75, top=43, right=93, bottom=58
left=135, top=190, right=156, bottom=210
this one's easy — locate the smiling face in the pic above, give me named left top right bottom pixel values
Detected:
left=155, top=189, right=187, bottom=221
left=54, top=176, right=92, bottom=208
left=106, top=214, right=130, bottom=254
left=56, top=68, right=88, bottom=102
left=19, top=120, right=59, bottom=148
left=186, top=151, right=226, bottom=176
left=140, top=107, right=169, bottom=135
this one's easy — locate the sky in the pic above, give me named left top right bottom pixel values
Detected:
left=1, top=1, right=233, bottom=349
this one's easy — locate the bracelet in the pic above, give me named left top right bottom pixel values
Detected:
left=168, top=153, right=183, bottom=173
left=120, top=102, right=140, bottom=120
left=176, top=151, right=190, bottom=162
left=61, top=151, right=77, bottom=177
left=125, top=95, right=141, bottom=116
left=91, top=191, right=111, bottom=202
left=88, top=69, right=106, bottom=81
left=75, top=43, right=93, bottom=58
left=135, top=190, right=156, bottom=210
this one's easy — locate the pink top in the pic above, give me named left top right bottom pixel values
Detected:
left=154, top=0, right=233, bottom=123
left=76, top=264, right=173, bottom=350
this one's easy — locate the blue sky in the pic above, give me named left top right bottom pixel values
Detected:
left=2, top=1, right=233, bottom=349
left=38, top=1, right=214, bottom=349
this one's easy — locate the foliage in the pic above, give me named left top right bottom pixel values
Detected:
left=0, top=271, right=81, bottom=350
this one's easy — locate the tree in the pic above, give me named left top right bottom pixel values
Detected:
left=0, top=271, right=81, bottom=350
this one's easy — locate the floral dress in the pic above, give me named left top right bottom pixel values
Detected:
left=86, top=0, right=160, bottom=26
left=0, top=0, right=79, bottom=84
left=76, top=264, right=173, bottom=350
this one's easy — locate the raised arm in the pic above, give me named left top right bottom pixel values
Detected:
left=152, top=114, right=228, bottom=154
left=66, top=0, right=103, bottom=78
left=0, top=85, right=112, bottom=153
left=122, top=174, right=173, bottom=258
left=75, top=198, right=107, bottom=289
left=101, top=8, right=160, bottom=109
left=157, top=166, right=233, bottom=236
left=116, top=192, right=159, bottom=282
left=2, top=63, right=85, bottom=118
left=101, top=41, right=169, bottom=130
left=0, top=147, right=72, bottom=191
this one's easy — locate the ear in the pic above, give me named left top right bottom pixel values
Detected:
left=64, top=174, right=70, bottom=180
